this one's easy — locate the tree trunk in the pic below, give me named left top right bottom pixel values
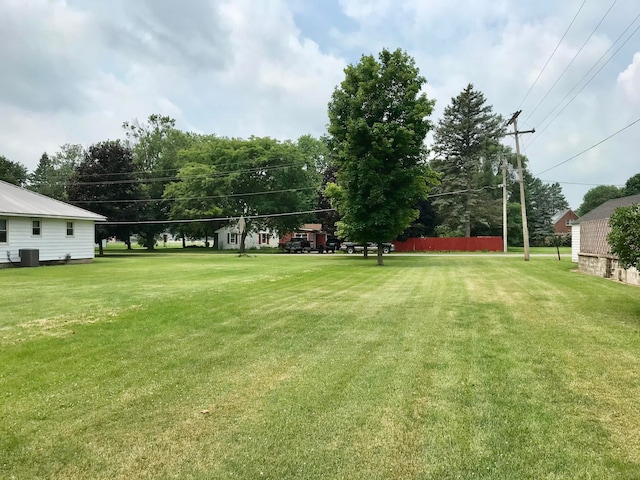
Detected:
left=364, top=244, right=368, bottom=258
left=182, top=235, right=186, bottom=248
left=98, top=239, right=104, bottom=257
left=239, top=229, right=248, bottom=255
left=377, top=246, right=384, bottom=266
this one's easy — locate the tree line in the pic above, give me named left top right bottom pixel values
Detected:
left=4, top=48, right=627, bottom=254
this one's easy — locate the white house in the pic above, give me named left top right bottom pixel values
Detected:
left=0, top=180, right=107, bottom=268
left=215, top=224, right=279, bottom=250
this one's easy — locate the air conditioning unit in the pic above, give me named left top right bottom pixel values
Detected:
left=19, top=249, right=40, bottom=267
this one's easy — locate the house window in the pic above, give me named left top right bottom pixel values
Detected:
left=228, top=233, right=238, bottom=244
left=32, top=219, right=42, bottom=237
left=565, top=219, right=573, bottom=226
left=0, top=219, right=7, bottom=243
left=294, top=233, right=307, bottom=239
left=259, top=232, right=269, bottom=245
left=66, top=221, right=74, bottom=237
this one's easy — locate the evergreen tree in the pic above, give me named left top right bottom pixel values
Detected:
left=431, top=84, right=505, bottom=237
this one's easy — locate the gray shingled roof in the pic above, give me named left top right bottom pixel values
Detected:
left=574, top=194, right=640, bottom=224
left=0, top=180, right=106, bottom=221
left=551, top=208, right=571, bottom=224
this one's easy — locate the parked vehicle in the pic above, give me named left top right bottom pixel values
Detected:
left=324, top=236, right=341, bottom=253
left=284, top=239, right=312, bottom=253
left=340, top=242, right=395, bottom=254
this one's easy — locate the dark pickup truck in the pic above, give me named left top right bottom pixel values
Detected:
left=283, top=236, right=341, bottom=254
left=324, top=237, right=340, bottom=253
left=283, top=239, right=312, bottom=253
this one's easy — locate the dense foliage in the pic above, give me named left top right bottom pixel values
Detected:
left=577, top=185, right=624, bottom=216
left=607, top=204, right=640, bottom=269
left=66, top=140, right=142, bottom=253
left=431, top=84, right=505, bottom=237
left=327, top=48, right=438, bottom=264
left=0, top=155, right=28, bottom=186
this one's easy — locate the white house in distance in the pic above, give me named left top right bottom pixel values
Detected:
left=215, top=224, right=279, bottom=250
left=0, top=180, right=107, bottom=268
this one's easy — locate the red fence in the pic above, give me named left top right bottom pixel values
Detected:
left=393, top=236, right=503, bottom=252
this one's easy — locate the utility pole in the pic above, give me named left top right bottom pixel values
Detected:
left=506, top=110, right=535, bottom=261
left=502, top=155, right=508, bottom=253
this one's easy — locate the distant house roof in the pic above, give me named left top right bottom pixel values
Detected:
left=0, top=180, right=107, bottom=221
left=298, top=223, right=323, bottom=232
left=551, top=209, right=571, bottom=224
left=574, top=194, right=640, bottom=224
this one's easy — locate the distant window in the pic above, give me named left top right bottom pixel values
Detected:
left=32, top=220, right=41, bottom=236
left=229, top=233, right=238, bottom=244
left=565, top=219, right=573, bottom=226
left=294, top=233, right=307, bottom=239
left=260, top=232, right=269, bottom=245
left=66, top=221, right=74, bottom=237
left=0, top=219, right=7, bottom=243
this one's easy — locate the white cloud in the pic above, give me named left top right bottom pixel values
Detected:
left=617, top=52, right=640, bottom=102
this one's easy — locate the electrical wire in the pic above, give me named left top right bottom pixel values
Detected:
left=429, top=185, right=501, bottom=198
left=98, top=208, right=336, bottom=225
left=67, top=162, right=304, bottom=186
left=71, top=186, right=318, bottom=204
left=540, top=180, right=625, bottom=186
left=517, top=0, right=587, bottom=110
left=526, top=12, right=640, bottom=145
left=523, top=0, right=618, bottom=123
left=534, top=115, right=640, bottom=175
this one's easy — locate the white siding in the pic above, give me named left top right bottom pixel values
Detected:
left=216, top=226, right=279, bottom=250
left=0, top=216, right=96, bottom=265
left=571, top=224, right=580, bottom=263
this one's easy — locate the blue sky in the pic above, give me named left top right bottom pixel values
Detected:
left=1, top=0, right=639, bottom=209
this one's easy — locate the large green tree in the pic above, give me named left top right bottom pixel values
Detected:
left=28, top=144, right=82, bottom=200
left=67, top=140, right=142, bottom=254
left=430, top=84, right=505, bottom=237
left=163, top=162, right=225, bottom=245
left=327, top=48, right=438, bottom=265
left=123, top=114, right=194, bottom=249
left=222, top=137, right=318, bottom=253
left=624, top=173, right=640, bottom=196
left=577, top=185, right=624, bottom=216
left=0, top=155, right=28, bottom=187
left=172, top=135, right=318, bottom=253
left=608, top=204, right=640, bottom=269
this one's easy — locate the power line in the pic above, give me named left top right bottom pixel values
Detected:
left=71, top=187, right=318, bottom=204
left=66, top=162, right=304, bottom=186
left=517, top=0, right=587, bottom=110
left=540, top=179, right=625, bottom=186
left=99, top=208, right=336, bottom=226
left=534, top=116, right=640, bottom=175
left=523, top=0, right=618, bottom=123
left=527, top=12, right=640, bottom=145
left=429, top=185, right=501, bottom=198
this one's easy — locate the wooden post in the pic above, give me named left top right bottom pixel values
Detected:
left=506, top=111, right=535, bottom=262
left=502, top=155, right=508, bottom=253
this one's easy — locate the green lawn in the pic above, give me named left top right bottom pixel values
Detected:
left=1, top=254, right=639, bottom=479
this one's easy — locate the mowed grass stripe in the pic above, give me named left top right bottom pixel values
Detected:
left=1, top=254, right=639, bottom=479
